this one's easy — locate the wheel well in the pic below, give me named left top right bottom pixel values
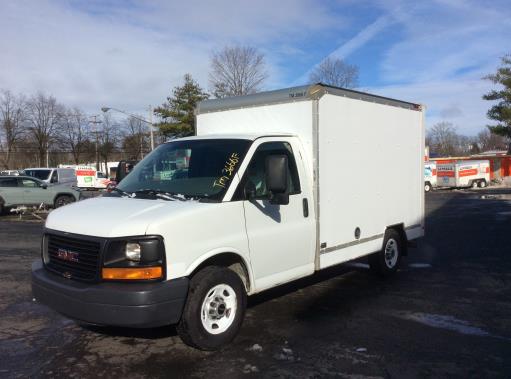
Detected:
left=386, top=223, right=408, bottom=256
left=191, top=253, right=251, bottom=292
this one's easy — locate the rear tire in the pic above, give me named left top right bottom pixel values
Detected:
left=471, top=180, right=479, bottom=189
left=369, top=229, right=403, bottom=277
left=424, top=182, right=432, bottom=192
left=177, top=266, right=246, bottom=350
left=478, top=180, right=487, bottom=188
left=54, top=195, right=74, bottom=208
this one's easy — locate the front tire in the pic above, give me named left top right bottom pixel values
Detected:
left=369, top=229, right=403, bottom=276
left=177, top=266, right=246, bottom=350
left=424, top=182, right=432, bottom=192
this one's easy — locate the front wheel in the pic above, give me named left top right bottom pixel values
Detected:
left=369, top=229, right=403, bottom=276
left=424, top=182, right=432, bottom=192
left=177, top=266, right=246, bottom=350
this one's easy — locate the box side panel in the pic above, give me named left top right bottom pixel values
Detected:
left=318, top=94, right=424, bottom=268
left=196, top=101, right=314, bottom=172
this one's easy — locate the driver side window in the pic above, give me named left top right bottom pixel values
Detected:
left=235, top=141, right=301, bottom=200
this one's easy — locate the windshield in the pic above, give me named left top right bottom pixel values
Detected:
left=117, top=139, right=251, bottom=200
left=24, top=169, right=51, bottom=181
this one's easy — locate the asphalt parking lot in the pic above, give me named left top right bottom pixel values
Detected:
left=1, top=188, right=511, bottom=378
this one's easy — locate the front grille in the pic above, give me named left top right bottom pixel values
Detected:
left=45, top=234, right=102, bottom=282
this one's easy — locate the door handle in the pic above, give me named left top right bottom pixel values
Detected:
left=303, top=198, right=309, bottom=218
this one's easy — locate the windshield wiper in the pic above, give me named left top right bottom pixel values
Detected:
left=110, top=187, right=132, bottom=197
left=132, top=189, right=188, bottom=201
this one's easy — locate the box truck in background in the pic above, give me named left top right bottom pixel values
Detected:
left=32, top=84, right=425, bottom=350
left=76, top=167, right=112, bottom=189
left=437, top=160, right=490, bottom=188
left=424, top=161, right=437, bottom=192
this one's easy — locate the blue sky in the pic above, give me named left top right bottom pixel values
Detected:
left=1, top=0, right=510, bottom=135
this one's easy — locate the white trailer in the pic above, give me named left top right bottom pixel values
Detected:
left=32, top=84, right=425, bottom=350
left=437, top=160, right=490, bottom=188
left=424, top=161, right=437, bottom=192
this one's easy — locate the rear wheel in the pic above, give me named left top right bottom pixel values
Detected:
left=177, top=266, right=246, bottom=350
left=369, top=229, right=403, bottom=276
left=471, top=180, right=479, bottom=189
left=478, top=180, right=487, bottom=188
left=54, top=195, right=74, bottom=208
left=424, top=182, right=432, bottom=192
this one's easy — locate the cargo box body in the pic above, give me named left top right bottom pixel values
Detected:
left=197, top=84, right=425, bottom=270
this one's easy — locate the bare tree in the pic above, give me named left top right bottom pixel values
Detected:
left=0, top=90, right=27, bottom=169
left=58, top=107, right=91, bottom=165
left=427, top=122, right=469, bottom=157
left=98, top=113, right=120, bottom=173
left=309, top=57, right=359, bottom=88
left=122, top=116, right=148, bottom=160
left=477, top=129, right=508, bottom=152
left=209, top=46, right=268, bottom=98
left=26, top=92, right=63, bottom=167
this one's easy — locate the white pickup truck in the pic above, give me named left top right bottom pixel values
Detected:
left=32, top=84, right=425, bottom=350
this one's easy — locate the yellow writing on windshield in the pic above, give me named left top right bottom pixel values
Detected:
left=213, top=153, right=240, bottom=189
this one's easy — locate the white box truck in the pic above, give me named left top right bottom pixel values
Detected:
left=31, top=84, right=425, bottom=350
left=437, top=160, right=490, bottom=188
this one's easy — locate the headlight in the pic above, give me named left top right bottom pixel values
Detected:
left=125, top=242, right=141, bottom=261
left=102, top=237, right=165, bottom=281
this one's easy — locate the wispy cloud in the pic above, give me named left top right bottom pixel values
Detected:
left=295, top=13, right=395, bottom=84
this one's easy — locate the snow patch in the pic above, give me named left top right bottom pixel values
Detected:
left=400, top=312, right=509, bottom=341
left=247, top=343, right=263, bottom=353
left=408, top=263, right=432, bottom=268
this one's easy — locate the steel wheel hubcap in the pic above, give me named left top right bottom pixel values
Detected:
left=201, top=284, right=237, bottom=335
left=384, top=238, right=399, bottom=268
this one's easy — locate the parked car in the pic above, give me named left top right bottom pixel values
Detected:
left=0, top=170, right=22, bottom=176
left=24, top=168, right=77, bottom=187
left=0, top=175, right=81, bottom=214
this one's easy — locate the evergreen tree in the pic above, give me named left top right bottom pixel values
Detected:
left=483, top=55, right=511, bottom=152
left=154, top=74, right=209, bottom=137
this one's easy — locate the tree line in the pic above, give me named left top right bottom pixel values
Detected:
left=2, top=45, right=509, bottom=169
left=0, top=91, right=152, bottom=170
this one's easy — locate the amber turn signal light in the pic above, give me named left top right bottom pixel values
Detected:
left=102, top=267, right=163, bottom=280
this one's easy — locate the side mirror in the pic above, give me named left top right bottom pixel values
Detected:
left=41, top=183, right=48, bottom=189
left=244, top=180, right=256, bottom=201
left=265, top=155, right=289, bottom=205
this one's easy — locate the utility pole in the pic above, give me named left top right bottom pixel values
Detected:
left=89, top=115, right=102, bottom=171
left=148, top=105, right=154, bottom=151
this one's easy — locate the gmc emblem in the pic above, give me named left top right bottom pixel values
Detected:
left=57, top=248, right=79, bottom=263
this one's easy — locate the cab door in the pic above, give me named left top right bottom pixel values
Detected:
left=234, top=139, right=315, bottom=291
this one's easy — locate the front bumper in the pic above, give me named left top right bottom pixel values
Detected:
left=31, top=261, right=189, bottom=328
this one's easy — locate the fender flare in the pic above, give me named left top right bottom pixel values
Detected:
left=184, top=248, right=254, bottom=293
